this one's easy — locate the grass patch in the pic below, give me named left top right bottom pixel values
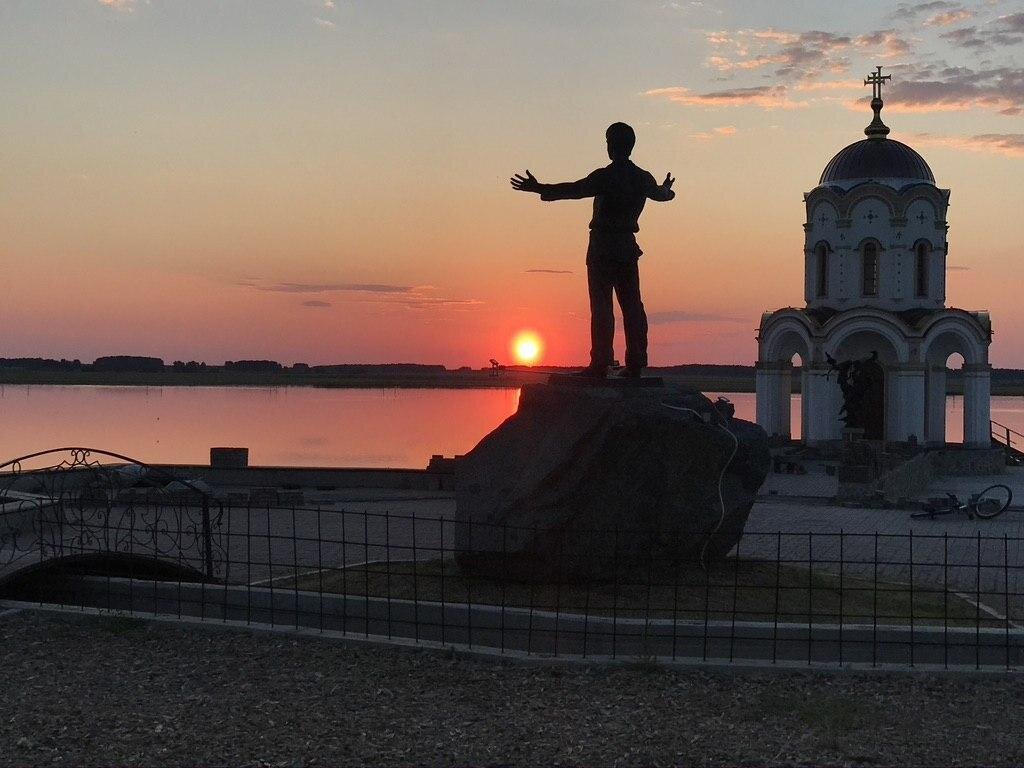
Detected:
left=284, top=558, right=1001, bottom=628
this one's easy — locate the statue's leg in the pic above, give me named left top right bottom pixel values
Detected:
left=615, top=257, right=648, bottom=370
left=587, top=259, right=615, bottom=368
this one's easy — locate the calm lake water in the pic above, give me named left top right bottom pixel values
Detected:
left=0, top=386, right=1018, bottom=468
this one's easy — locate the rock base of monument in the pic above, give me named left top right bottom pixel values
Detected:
left=547, top=373, right=665, bottom=387
left=455, top=382, right=770, bottom=582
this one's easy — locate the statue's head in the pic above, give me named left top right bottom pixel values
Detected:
left=606, top=122, right=636, bottom=161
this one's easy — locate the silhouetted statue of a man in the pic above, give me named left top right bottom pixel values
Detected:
left=511, top=123, right=675, bottom=378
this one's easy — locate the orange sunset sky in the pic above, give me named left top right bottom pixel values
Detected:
left=3, top=0, right=1023, bottom=368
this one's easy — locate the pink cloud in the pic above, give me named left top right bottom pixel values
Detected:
left=689, top=125, right=738, bottom=140
left=923, top=9, right=974, bottom=26
left=854, top=30, right=912, bottom=58
left=911, top=132, right=1024, bottom=157
left=645, top=85, right=807, bottom=110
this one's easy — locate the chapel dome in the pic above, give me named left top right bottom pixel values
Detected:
left=819, top=137, right=935, bottom=186
left=817, top=67, right=936, bottom=188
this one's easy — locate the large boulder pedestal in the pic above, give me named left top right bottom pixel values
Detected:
left=455, top=381, right=770, bottom=581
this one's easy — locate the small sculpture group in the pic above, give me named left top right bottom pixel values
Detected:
left=826, top=351, right=884, bottom=436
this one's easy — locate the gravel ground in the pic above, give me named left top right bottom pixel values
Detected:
left=3, top=610, right=1024, bottom=767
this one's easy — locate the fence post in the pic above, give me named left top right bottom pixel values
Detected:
left=976, top=530, right=982, bottom=670
left=839, top=529, right=844, bottom=666
left=807, top=532, right=813, bottom=666
left=202, top=497, right=213, bottom=580
left=913, top=532, right=921, bottom=671
left=772, top=531, right=781, bottom=665
left=872, top=532, right=878, bottom=667
left=291, top=506, right=299, bottom=631
left=943, top=531, right=949, bottom=669
left=612, top=524, right=620, bottom=660
left=1004, top=534, right=1011, bottom=670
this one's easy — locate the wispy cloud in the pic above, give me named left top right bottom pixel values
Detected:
left=702, top=29, right=853, bottom=79
left=877, top=64, right=1024, bottom=116
left=854, top=30, right=912, bottom=58
left=525, top=269, right=574, bottom=275
left=698, top=27, right=913, bottom=82
left=648, top=310, right=743, bottom=325
left=645, top=85, right=805, bottom=110
left=923, top=9, right=974, bottom=27
left=940, top=13, right=1024, bottom=48
left=911, top=132, right=1024, bottom=157
left=690, top=125, right=738, bottom=140
left=245, top=279, right=482, bottom=312
left=892, top=1, right=963, bottom=21
left=97, top=0, right=136, bottom=11
left=313, top=17, right=336, bottom=29
left=793, top=80, right=864, bottom=92
left=258, top=282, right=413, bottom=294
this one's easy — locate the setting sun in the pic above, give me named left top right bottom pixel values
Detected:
left=511, top=331, right=544, bottom=366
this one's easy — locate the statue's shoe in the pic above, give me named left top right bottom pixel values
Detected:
left=573, top=365, right=608, bottom=379
left=617, top=366, right=644, bottom=379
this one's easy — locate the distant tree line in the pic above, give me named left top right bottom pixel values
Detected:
left=224, top=360, right=283, bottom=373
left=0, top=356, right=451, bottom=373
left=3, top=356, right=1024, bottom=386
left=92, top=356, right=165, bottom=372
left=0, top=357, right=83, bottom=371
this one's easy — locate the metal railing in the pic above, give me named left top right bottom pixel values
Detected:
left=991, top=420, right=1024, bottom=459
left=3, top=501, right=1023, bottom=670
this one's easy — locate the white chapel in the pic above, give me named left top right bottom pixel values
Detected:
left=756, top=67, right=993, bottom=448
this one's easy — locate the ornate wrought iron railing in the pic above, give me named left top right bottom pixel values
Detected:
left=0, top=448, right=226, bottom=582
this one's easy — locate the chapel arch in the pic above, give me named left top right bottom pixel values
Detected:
left=826, top=327, right=902, bottom=441
left=922, top=327, right=989, bottom=446
left=756, top=319, right=813, bottom=441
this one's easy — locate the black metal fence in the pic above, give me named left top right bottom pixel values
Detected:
left=4, top=494, right=1023, bottom=670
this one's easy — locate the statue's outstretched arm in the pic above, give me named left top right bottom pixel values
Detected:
left=510, top=170, right=541, bottom=194
left=536, top=169, right=603, bottom=201
left=648, top=172, right=675, bottom=202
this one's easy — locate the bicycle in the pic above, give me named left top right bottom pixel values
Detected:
left=910, top=484, right=1013, bottom=521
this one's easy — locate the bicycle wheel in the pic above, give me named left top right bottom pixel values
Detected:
left=972, top=484, right=1013, bottom=519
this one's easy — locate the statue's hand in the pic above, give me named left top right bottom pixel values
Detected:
left=510, top=170, right=541, bottom=193
left=663, top=172, right=675, bottom=190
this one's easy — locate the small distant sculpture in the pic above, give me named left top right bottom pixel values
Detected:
left=510, top=123, right=675, bottom=379
left=826, top=351, right=884, bottom=437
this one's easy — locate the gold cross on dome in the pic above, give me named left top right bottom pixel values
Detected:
left=865, top=65, right=891, bottom=100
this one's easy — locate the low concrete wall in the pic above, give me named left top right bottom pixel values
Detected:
left=151, top=464, right=455, bottom=492
left=933, top=448, right=1005, bottom=477
left=843, top=447, right=1002, bottom=503
left=875, top=452, right=936, bottom=501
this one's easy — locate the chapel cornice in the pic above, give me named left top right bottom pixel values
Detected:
left=805, top=182, right=949, bottom=221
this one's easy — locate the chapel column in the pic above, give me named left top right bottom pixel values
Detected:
left=963, top=363, right=992, bottom=448
left=925, top=366, right=947, bottom=446
left=890, top=365, right=926, bottom=443
left=755, top=361, right=792, bottom=439
left=802, top=364, right=842, bottom=445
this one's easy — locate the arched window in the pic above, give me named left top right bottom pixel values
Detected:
left=915, top=241, right=930, bottom=297
left=862, top=242, right=879, bottom=296
left=815, top=243, right=829, bottom=298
